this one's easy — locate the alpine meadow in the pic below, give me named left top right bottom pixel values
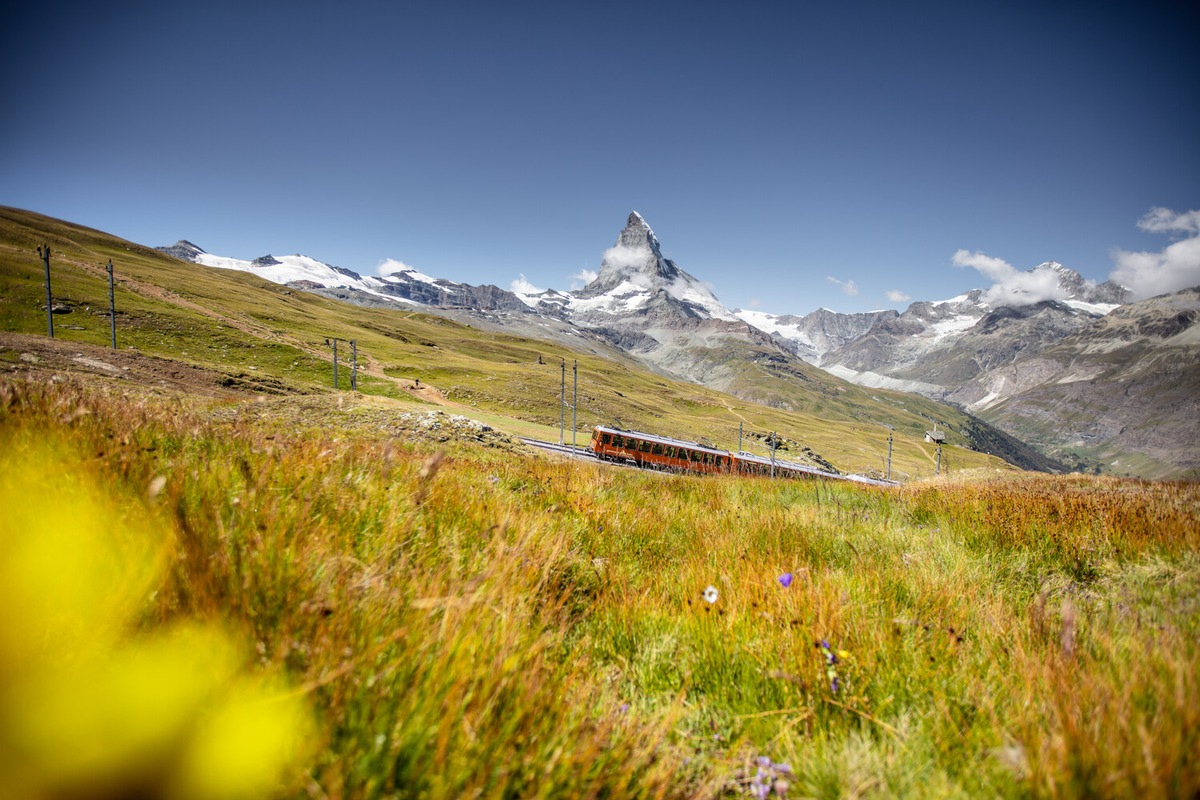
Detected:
left=1, top=207, right=1198, bottom=799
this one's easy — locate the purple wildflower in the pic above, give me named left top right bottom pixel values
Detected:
left=748, top=755, right=791, bottom=797
left=818, top=639, right=844, bottom=694
left=778, top=572, right=793, bottom=588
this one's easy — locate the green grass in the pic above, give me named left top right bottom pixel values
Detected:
left=1, top=377, right=1196, bottom=799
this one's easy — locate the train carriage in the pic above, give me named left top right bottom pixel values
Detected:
left=588, top=426, right=895, bottom=487
left=590, top=426, right=731, bottom=474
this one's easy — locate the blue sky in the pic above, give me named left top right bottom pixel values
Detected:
left=3, top=1, right=1197, bottom=314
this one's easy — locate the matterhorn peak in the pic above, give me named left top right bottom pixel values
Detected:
left=570, top=212, right=679, bottom=300
left=615, top=210, right=663, bottom=256
left=568, top=212, right=736, bottom=322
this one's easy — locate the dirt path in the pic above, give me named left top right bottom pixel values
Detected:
left=720, top=395, right=749, bottom=424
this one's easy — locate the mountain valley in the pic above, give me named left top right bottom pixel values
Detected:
left=152, top=210, right=1198, bottom=478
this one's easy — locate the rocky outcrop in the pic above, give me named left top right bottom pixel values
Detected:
left=157, top=240, right=206, bottom=261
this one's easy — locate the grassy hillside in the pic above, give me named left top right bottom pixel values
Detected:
left=0, top=206, right=1021, bottom=480
left=2, top=373, right=1196, bottom=799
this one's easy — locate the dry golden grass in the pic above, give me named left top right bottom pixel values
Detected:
left=2, top=376, right=1197, bottom=799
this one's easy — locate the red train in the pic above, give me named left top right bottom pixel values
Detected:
left=589, top=425, right=849, bottom=482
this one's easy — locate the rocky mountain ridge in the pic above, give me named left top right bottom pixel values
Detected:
left=949, top=288, right=1200, bottom=476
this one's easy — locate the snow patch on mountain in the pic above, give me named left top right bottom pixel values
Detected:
left=194, top=251, right=414, bottom=303
left=380, top=262, right=442, bottom=287
left=666, top=276, right=738, bottom=320
left=927, top=312, right=981, bottom=342
left=822, top=364, right=944, bottom=395
left=1064, top=298, right=1121, bottom=315
left=734, top=309, right=813, bottom=346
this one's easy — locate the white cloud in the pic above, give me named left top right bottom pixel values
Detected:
left=510, top=273, right=543, bottom=295
left=950, top=250, right=1015, bottom=283
left=377, top=258, right=416, bottom=276
left=1107, top=207, right=1200, bottom=301
left=1136, top=206, right=1200, bottom=236
left=570, top=268, right=597, bottom=290
left=1110, top=215, right=1200, bottom=301
left=952, top=249, right=1071, bottom=306
left=886, top=289, right=911, bottom=303
left=826, top=276, right=859, bottom=296
left=601, top=243, right=653, bottom=271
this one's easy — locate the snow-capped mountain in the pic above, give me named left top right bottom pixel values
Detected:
left=735, top=307, right=899, bottom=363
left=158, top=217, right=1129, bottom=410
left=160, top=213, right=838, bottom=407
left=158, top=241, right=538, bottom=314
left=568, top=211, right=737, bottom=323
left=811, top=264, right=1128, bottom=397
left=557, top=212, right=817, bottom=391
left=739, top=263, right=1126, bottom=370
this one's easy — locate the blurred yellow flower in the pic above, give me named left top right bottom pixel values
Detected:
left=0, top=435, right=314, bottom=800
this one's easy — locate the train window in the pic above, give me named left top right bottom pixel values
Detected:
left=639, top=440, right=651, bottom=452
left=651, top=443, right=664, bottom=456
left=600, top=434, right=611, bottom=445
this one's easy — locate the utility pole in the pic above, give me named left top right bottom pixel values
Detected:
left=326, top=338, right=339, bottom=388
left=770, top=431, right=776, bottom=478
left=936, top=441, right=942, bottom=476
left=559, top=357, right=565, bottom=445
left=738, top=421, right=743, bottom=452
left=571, top=359, right=578, bottom=449
left=887, top=433, right=893, bottom=481
left=106, top=260, right=117, bottom=349
left=351, top=339, right=358, bottom=391
left=38, top=244, right=53, bottom=338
